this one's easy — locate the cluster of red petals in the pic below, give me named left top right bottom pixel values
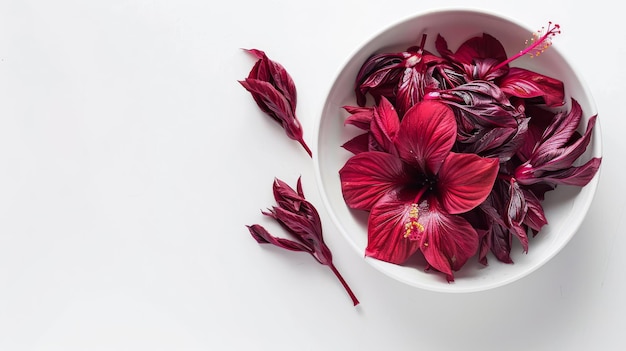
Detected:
left=248, top=178, right=359, bottom=306
left=340, top=27, right=602, bottom=280
left=239, top=49, right=312, bottom=157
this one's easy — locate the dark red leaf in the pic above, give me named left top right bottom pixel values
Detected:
left=355, top=52, right=405, bottom=106
left=539, top=157, right=602, bottom=186
left=247, top=224, right=311, bottom=252
left=396, top=67, right=423, bottom=117
left=463, top=117, right=529, bottom=161
left=506, top=179, right=529, bottom=252
left=354, top=39, right=443, bottom=109
left=488, top=223, right=514, bottom=264
left=426, top=81, right=521, bottom=130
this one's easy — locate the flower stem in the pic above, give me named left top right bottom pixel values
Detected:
left=329, top=262, right=360, bottom=306
left=299, top=138, right=313, bottom=158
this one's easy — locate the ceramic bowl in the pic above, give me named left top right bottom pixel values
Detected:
left=313, top=9, right=602, bottom=292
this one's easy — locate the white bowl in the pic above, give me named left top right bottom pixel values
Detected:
left=313, top=9, right=602, bottom=293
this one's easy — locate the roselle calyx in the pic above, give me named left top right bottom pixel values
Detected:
left=239, top=49, right=312, bottom=157
left=247, top=177, right=359, bottom=306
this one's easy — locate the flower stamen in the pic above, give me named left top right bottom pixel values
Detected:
left=526, top=22, right=561, bottom=58
left=493, top=22, right=561, bottom=71
left=403, top=204, right=425, bottom=239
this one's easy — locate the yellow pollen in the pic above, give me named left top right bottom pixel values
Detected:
left=403, top=204, right=424, bottom=239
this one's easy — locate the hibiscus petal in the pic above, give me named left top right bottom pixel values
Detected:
left=435, top=33, right=508, bottom=81
left=341, top=133, right=370, bottom=154
left=365, top=196, right=423, bottom=264
left=339, top=151, right=409, bottom=211
left=437, top=153, right=499, bottom=214
left=370, top=97, right=400, bottom=153
left=470, top=58, right=507, bottom=81
left=418, top=201, right=480, bottom=280
left=453, top=33, right=508, bottom=65
left=395, top=101, right=457, bottom=174
left=435, top=34, right=453, bottom=59
left=343, top=105, right=375, bottom=130
left=499, top=67, right=565, bottom=107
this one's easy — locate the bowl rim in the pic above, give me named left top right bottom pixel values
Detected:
left=312, top=7, right=603, bottom=293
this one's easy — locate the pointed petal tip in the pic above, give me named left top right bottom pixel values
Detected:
left=246, top=224, right=269, bottom=244
left=237, top=78, right=254, bottom=92
left=242, top=48, right=266, bottom=58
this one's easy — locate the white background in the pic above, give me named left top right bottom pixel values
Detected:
left=0, top=0, right=623, bottom=350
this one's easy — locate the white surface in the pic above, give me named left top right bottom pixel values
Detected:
left=0, top=1, right=622, bottom=350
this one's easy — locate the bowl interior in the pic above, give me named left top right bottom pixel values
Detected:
left=314, top=9, right=602, bottom=293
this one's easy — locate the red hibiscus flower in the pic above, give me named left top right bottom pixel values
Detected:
left=339, top=100, right=499, bottom=281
